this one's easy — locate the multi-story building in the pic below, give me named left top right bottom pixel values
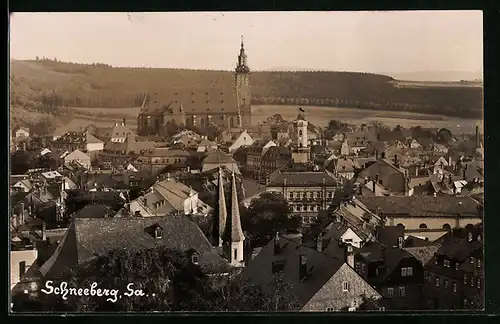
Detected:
left=266, top=169, right=338, bottom=225
left=422, top=227, right=483, bottom=310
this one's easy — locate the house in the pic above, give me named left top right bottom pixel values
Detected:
left=326, top=156, right=360, bottom=181
left=63, top=149, right=91, bottom=170
left=354, top=237, right=425, bottom=310
left=266, top=170, right=338, bottom=225
left=172, top=130, right=202, bottom=147
left=15, top=127, right=30, bottom=139
left=73, top=204, right=116, bottom=219
left=361, top=180, right=391, bottom=197
left=153, top=177, right=202, bottom=215
left=333, top=198, right=380, bottom=241
left=10, top=235, right=38, bottom=291
left=133, top=148, right=191, bottom=174
left=240, top=235, right=382, bottom=311
left=85, top=132, right=105, bottom=152
left=110, top=120, right=135, bottom=143
left=260, top=146, right=292, bottom=181
left=407, top=138, right=422, bottom=149
left=221, top=129, right=254, bottom=152
left=340, top=140, right=350, bottom=156
left=99, top=134, right=159, bottom=167
left=432, top=143, right=449, bottom=154
left=202, top=150, right=241, bottom=174
left=196, top=138, right=218, bottom=153
left=355, top=158, right=413, bottom=196
left=320, top=222, right=365, bottom=249
left=40, top=216, right=231, bottom=280
left=358, top=196, right=482, bottom=233
left=245, top=140, right=277, bottom=179
left=422, top=227, right=483, bottom=310
left=12, top=179, right=33, bottom=193
left=129, top=188, right=174, bottom=217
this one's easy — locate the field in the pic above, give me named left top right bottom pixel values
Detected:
left=67, top=105, right=482, bottom=135
left=391, top=80, right=483, bottom=88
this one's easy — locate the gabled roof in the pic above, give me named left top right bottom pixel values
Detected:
left=240, top=236, right=345, bottom=306
left=86, top=132, right=104, bottom=144
left=40, top=216, right=230, bottom=279
left=74, top=204, right=115, bottom=219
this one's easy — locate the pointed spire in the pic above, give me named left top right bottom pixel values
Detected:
left=217, top=167, right=227, bottom=246
left=240, top=35, right=244, bottom=49
left=224, top=171, right=245, bottom=244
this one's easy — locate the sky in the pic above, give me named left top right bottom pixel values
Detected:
left=9, top=11, right=483, bottom=74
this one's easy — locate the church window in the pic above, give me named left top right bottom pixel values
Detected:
left=299, top=130, right=303, bottom=136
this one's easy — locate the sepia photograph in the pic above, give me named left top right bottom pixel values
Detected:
left=9, top=11, right=483, bottom=312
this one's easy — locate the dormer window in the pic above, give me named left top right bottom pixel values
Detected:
left=191, top=253, right=199, bottom=265
left=154, top=226, right=163, bottom=239
left=477, top=235, right=482, bottom=242
left=477, top=259, right=481, bottom=268
left=455, top=262, right=460, bottom=270
left=468, top=232, right=473, bottom=242
left=470, top=257, right=475, bottom=264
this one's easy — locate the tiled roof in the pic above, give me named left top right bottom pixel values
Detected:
left=74, top=204, right=115, bottom=219
left=153, top=179, right=195, bottom=212
left=268, top=170, right=338, bottom=187
left=240, top=236, right=345, bottom=306
left=41, top=216, right=230, bottom=279
left=86, top=132, right=103, bottom=144
left=141, top=87, right=239, bottom=115
left=358, top=196, right=481, bottom=217
left=203, top=150, right=235, bottom=164
left=403, top=241, right=442, bottom=266
left=376, top=226, right=404, bottom=248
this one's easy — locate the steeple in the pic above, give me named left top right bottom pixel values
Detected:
left=223, top=172, right=245, bottom=266
left=216, top=167, right=227, bottom=247
left=236, top=35, right=249, bottom=73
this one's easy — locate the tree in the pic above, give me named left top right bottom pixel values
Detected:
left=58, top=247, right=213, bottom=312
left=357, top=295, right=384, bottom=311
left=165, top=120, right=180, bottom=137
left=241, top=192, right=301, bottom=246
left=10, top=151, right=35, bottom=174
left=211, top=272, right=301, bottom=311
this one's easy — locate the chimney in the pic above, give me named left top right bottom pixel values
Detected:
left=166, top=173, right=171, bottom=181
left=462, top=168, right=466, bottom=180
left=397, top=236, right=404, bottom=248
left=415, top=166, right=419, bottom=176
left=394, top=154, right=398, bottom=167
left=372, top=180, right=376, bottom=193
left=122, top=118, right=126, bottom=126
left=12, top=215, right=17, bottom=229
left=448, top=155, right=452, bottom=167
left=42, top=221, right=47, bottom=241
left=274, top=232, right=280, bottom=255
left=317, top=233, right=323, bottom=252
left=299, top=254, right=308, bottom=281
left=375, top=150, right=379, bottom=160
left=283, top=178, right=287, bottom=187
left=346, top=244, right=355, bottom=268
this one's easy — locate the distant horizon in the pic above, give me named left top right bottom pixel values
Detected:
left=10, top=11, right=482, bottom=75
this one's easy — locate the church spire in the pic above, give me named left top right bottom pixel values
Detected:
left=223, top=172, right=245, bottom=265
left=236, top=35, right=249, bottom=73
left=216, top=167, right=227, bottom=247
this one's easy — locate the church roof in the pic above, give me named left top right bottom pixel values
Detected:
left=140, top=86, right=240, bottom=116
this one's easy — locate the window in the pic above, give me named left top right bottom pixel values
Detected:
left=444, top=260, right=451, bottom=268
left=326, top=307, right=334, bottom=312
left=464, top=299, right=468, bottom=308
left=464, top=274, right=467, bottom=285
left=401, top=267, right=413, bottom=277
left=478, top=259, right=481, bottom=268
left=477, top=235, right=482, bottom=242
left=154, top=227, right=163, bottom=239
left=191, top=254, right=199, bottom=265
left=453, top=282, right=457, bottom=293
left=326, top=192, right=332, bottom=198
left=272, top=260, right=286, bottom=274
left=234, top=248, right=238, bottom=260
left=436, top=277, right=440, bottom=288
left=428, top=274, right=433, bottom=283
left=387, top=287, right=394, bottom=298
left=470, top=275, right=474, bottom=287
left=19, top=261, right=26, bottom=280
left=455, top=262, right=460, bottom=270
left=477, top=278, right=481, bottom=289
left=289, top=192, right=293, bottom=199
left=470, top=257, right=475, bottom=264
left=397, top=237, right=404, bottom=247
left=342, top=281, right=350, bottom=292
left=399, top=286, right=406, bottom=297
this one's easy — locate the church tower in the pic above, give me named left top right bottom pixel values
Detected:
left=235, top=36, right=251, bottom=126
left=291, top=110, right=310, bottom=164
left=222, top=172, right=246, bottom=267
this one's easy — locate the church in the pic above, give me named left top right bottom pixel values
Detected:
left=137, top=38, right=252, bottom=136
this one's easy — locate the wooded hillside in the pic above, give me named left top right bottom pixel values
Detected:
left=10, top=59, right=482, bottom=120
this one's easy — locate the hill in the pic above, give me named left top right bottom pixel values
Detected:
left=10, top=59, right=483, bottom=130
